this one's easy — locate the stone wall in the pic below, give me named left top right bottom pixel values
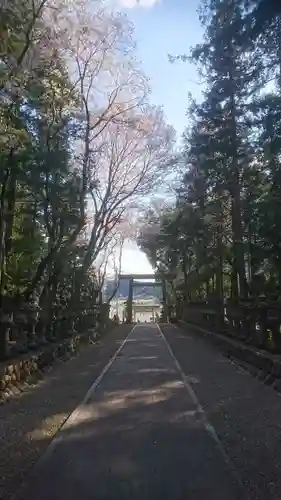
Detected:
left=180, top=320, right=281, bottom=393
left=0, top=330, right=100, bottom=402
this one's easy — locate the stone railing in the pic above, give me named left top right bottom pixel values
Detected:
left=181, top=299, right=281, bottom=354
left=0, top=295, right=109, bottom=362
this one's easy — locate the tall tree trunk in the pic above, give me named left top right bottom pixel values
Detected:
left=247, top=224, right=254, bottom=293
left=182, top=252, right=188, bottom=303
left=231, top=263, right=239, bottom=300
left=0, top=169, right=10, bottom=299
left=205, top=279, right=210, bottom=299
left=228, top=74, right=247, bottom=299
left=277, top=252, right=281, bottom=296
left=4, top=165, right=16, bottom=258
left=215, top=194, right=224, bottom=302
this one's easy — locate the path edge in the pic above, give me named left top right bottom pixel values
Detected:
left=12, top=324, right=137, bottom=500
left=157, top=323, right=247, bottom=499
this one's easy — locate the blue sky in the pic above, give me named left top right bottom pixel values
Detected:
left=121, top=0, right=203, bottom=136
left=117, top=0, right=204, bottom=274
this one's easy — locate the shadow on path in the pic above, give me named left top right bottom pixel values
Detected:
left=0, top=325, right=131, bottom=500
left=16, top=326, right=244, bottom=500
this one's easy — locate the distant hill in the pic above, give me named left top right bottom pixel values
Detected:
left=105, top=278, right=162, bottom=300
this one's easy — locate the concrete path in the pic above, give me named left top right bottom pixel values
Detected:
left=17, top=324, right=244, bottom=500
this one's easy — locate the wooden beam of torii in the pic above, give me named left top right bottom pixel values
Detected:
left=119, top=273, right=175, bottom=281
left=118, top=273, right=175, bottom=323
left=132, top=282, right=162, bottom=287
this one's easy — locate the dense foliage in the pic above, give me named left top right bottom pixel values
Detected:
left=0, top=0, right=174, bottom=358
left=139, top=0, right=281, bottom=305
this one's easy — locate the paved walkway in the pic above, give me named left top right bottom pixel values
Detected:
left=17, top=324, right=244, bottom=500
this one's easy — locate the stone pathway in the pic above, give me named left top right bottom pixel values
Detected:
left=16, top=324, right=243, bottom=500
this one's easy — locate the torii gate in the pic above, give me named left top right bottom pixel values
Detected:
left=119, top=274, right=173, bottom=324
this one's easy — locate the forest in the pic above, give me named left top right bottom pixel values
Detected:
left=138, top=0, right=281, bottom=352
left=2, top=0, right=281, bottom=360
left=0, top=0, right=175, bottom=359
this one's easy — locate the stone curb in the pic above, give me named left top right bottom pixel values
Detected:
left=179, top=320, right=281, bottom=394
left=0, top=330, right=100, bottom=403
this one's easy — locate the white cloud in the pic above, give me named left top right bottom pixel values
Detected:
left=119, top=0, right=161, bottom=8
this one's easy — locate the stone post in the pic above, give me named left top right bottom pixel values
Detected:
left=127, top=277, right=133, bottom=323
left=100, top=303, right=110, bottom=331
left=0, top=297, right=12, bottom=360
left=162, top=280, right=168, bottom=323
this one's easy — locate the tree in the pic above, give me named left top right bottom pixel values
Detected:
left=0, top=0, right=176, bottom=359
left=140, top=0, right=281, bottom=309
left=81, top=106, right=175, bottom=275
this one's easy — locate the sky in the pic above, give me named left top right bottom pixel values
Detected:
left=117, top=0, right=204, bottom=275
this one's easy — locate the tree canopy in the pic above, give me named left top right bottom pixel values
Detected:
left=0, top=0, right=175, bottom=358
left=138, top=0, right=281, bottom=305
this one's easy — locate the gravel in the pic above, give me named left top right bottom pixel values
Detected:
left=162, top=324, right=281, bottom=500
